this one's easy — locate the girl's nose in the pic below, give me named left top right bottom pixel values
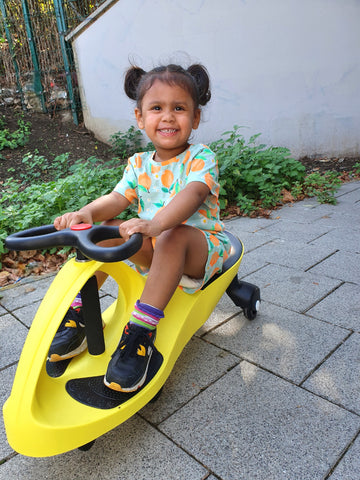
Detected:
left=161, top=109, right=175, bottom=122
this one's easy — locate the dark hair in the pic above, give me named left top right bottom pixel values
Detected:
left=124, top=63, right=211, bottom=110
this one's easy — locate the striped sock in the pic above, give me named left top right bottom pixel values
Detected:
left=130, top=300, right=164, bottom=330
left=71, top=293, right=82, bottom=310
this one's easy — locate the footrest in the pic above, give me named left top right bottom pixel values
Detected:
left=46, top=358, right=72, bottom=378
left=65, top=348, right=163, bottom=409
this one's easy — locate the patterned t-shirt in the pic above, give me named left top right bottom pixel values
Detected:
left=114, top=143, right=225, bottom=235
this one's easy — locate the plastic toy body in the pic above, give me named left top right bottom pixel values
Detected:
left=3, top=225, right=260, bottom=457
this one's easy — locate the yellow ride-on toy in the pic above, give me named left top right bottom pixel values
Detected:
left=3, top=224, right=260, bottom=456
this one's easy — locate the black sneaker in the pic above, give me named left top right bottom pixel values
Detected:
left=104, top=322, right=156, bottom=392
left=47, top=307, right=87, bottom=362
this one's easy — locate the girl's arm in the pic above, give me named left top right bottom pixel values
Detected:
left=54, top=191, right=130, bottom=230
left=119, top=182, right=209, bottom=239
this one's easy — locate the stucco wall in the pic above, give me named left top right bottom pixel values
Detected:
left=71, top=0, right=360, bottom=158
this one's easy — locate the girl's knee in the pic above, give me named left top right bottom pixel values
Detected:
left=157, top=225, right=189, bottom=245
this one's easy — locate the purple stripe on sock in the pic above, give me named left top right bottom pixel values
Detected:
left=136, top=300, right=164, bottom=319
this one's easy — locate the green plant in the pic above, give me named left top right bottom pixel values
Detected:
left=109, top=126, right=155, bottom=159
left=0, top=116, right=31, bottom=150
left=110, top=126, right=144, bottom=158
left=0, top=156, right=135, bottom=256
left=19, top=151, right=72, bottom=183
left=291, top=171, right=342, bottom=204
left=210, top=126, right=306, bottom=213
left=352, top=162, right=360, bottom=175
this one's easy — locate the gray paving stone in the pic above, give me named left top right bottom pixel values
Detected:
left=334, top=184, right=360, bottom=201
left=329, top=434, right=360, bottom=480
left=243, top=264, right=341, bottom=312
left=224, top=215, right=279, bottom=233
left=204, top=302, right=348, bottom=383
left=314, top=210, right=360, bottom=229
left=308, top=251, right=360, bottom=284
left=269, top=201, right=335, bottom=222
left=99, top=275, right=119, bottom=298
left=0, top=364, right=16, bottom=460
left=249, top=239, right=336, bottom=270
left=334, top=182, right=360, bottom=197
left=140, top=337, right=239, bottom=424
left=196, top=292, right=242, bottom=335
left=236, top=250, right=270, bottom=278
left=303, top=333, right=360, bottom=415
left=307, top=282, right=360, bottom=331
left=0, top=305, right=6, bottom=316
left=0, top=314, right=28, bottom=369
left=159, top=362, right=360, bottom=480
left=11, top=300, right=41, bottom=328
left=0, top=416, right=207, bottom=480
left=225, top=225, right=279, bottom=250
left=0, top=277, right=52, bottom=311
left=309, top=227, right=360, bottom=254
left=258, top=219, right=332, bottom=243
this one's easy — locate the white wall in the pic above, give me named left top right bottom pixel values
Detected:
left=71, top=0, right=360, bottom=158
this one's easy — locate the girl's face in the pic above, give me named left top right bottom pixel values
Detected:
left=135, top=80, right=201, bottom=162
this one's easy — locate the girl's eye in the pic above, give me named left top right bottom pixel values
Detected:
left=175, top=106, right=185, bottom=111
left=152, top=106, right=161, bottom=111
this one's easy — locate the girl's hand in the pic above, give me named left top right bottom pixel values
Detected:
left=119, top=218, right=162, bottom=240
left=54, top=210, right=93, bottom=230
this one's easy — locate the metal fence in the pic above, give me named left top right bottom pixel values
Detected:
left=0, top=0, right=108, bottom=123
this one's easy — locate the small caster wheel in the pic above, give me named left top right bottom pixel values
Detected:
left=78, top=440, right=95, bottom=451
left=243, top=299, right=260, bottom=321
left=149, top=386, right=164, bottom=404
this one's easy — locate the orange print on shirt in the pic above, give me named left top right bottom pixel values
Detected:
left=161, top=170, right=174, bottom=189
left=124, top=188, right=137, bottom=203
left=151, top=164, right=161, bottom=174
left=138, top=172, right=152, bottom=191
left=191, top=158, right=205, bottom=172
left=204, top=172, right=215, bottom=191
left=209, top=234, right=220, bottom=246
left=209, top=251, right=220, bottom=266
left=135, top=155, right=142, bottom=168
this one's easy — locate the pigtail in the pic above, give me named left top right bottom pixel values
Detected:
left=187, top=64, right=211, bottom=106
left=124, top=66, right=146, bottom=101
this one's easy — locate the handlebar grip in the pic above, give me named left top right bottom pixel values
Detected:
left=5, top=225, right=143, bottom=263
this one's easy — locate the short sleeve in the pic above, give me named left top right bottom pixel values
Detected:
left=185, top=147, right=219, bottom=195
left=114, top=156, right=138, bottom=204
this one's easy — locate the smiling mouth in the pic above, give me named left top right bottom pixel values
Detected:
left=158, top=129, right=178, bottom=135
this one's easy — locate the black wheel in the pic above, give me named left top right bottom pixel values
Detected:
left=243, top=307, right=257, bottom=321
left=78, top=440, right=95, bottom=451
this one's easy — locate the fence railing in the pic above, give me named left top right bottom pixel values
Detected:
left=0, top=0, right=108, bottom=124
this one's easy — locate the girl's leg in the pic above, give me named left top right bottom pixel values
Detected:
left=140, top=224, right=208, bottom=310
left=104, top=224, right=208, bottom=392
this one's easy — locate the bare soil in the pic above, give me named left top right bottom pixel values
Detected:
left=0, top=105, right=114, bottom=184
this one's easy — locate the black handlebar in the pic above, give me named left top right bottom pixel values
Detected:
left=5, top=224, right=143, bottom=263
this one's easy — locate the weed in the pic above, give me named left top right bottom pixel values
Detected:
left=110, top=126, right=144, bottom=158
left=291, top=171, right=342, bottom=204
left=0, top=115, right=31, bottom=150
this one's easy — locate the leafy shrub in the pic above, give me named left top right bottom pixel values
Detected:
left=291, top=171, right=342, bottom=205
left=0, top=157, right=134, bottom=255
left=0, top=116, right=31, bottom=150
left=110, top=126, right=154, bottom=158
left=210, top=126, right=306, bottom=213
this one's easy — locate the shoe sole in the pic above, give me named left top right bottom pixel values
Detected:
left=103, top=349, right=153, bottom=392
left=47, top=337, right=88, bottom=362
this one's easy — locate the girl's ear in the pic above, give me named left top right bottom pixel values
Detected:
left=192, top=109, right=201, bottom=130
left=135, top=108, right=144, bottom=129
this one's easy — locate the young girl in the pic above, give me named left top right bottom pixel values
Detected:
left=49, top=63, right=231, bottom=393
